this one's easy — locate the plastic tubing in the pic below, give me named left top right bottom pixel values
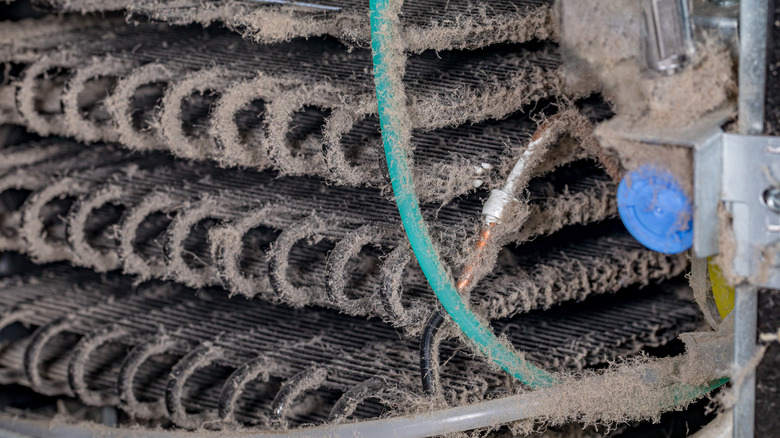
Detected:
left=368, top=0, right=556, bottom=388
left=689, top=411, right=733, bottom=438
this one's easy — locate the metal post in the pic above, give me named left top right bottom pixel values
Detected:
left=733, top=1, right=767, bottom=436
left=738, top=0, right=768, bottom=135
left=732, top=284, right=757, bottom=438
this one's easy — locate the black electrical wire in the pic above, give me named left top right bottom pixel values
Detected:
left=420, top=311, right=446, bottom=396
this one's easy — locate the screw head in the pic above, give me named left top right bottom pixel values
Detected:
left=762, top=187, right=780, bottom=213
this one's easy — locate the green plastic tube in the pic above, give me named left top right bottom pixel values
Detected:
left=368, top=0, right=556, bottom=388
left=666, top=377, right=731, bottom=408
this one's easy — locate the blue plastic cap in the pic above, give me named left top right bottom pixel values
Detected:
left=617, top=165, right=693, bottom=254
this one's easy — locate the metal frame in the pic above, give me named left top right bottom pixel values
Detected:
left=732, top=0, right=769, bottom=436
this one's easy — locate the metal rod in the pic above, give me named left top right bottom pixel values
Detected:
left=732, top=284, right=757, bottom=438
left=733, top=1, right=768, bottom=436
left=738, top=0, right=768, bottom=135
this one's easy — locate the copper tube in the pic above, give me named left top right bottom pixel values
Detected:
left=531, top=113, right=560, bottom=142
left=459, top=114, right=559, bottom=292
left=456, top=224, right=494, bottom=292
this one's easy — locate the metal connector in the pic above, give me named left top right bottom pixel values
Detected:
left=481, top=188, right=516, bottom=225
left=644, top=0, right=694, bottom=74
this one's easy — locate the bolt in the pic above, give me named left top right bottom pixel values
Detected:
left=762, top=186, right=780, bottom=213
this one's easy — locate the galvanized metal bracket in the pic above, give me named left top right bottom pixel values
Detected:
left=722, top=134, right=780, bottom=289
left=693, top=127, right=724, bottom=258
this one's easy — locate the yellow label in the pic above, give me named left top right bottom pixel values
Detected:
left=708, top=259, right=735, bottom=319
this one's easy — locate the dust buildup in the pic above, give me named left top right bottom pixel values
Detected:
left=62, top=56, right=137, bottom=144
left=105, top=62, right=180, bottom=152
left=66, top=184, right=132, bottom=273
left=157, top=68, right=238, bottom=161
left=1, top=15, right=579, bottom=204
left=0, top=142, right=126, bottom=252
left=560, top=0, right=735, bottom=125
left=0, top=142, right=687, bottom=335
left=16, top=51, right=83, bottom=136
left=712, top=205, right=744, bottom=286
left=35, top=0, right=556, bottom=52
left=689, top=255, right=722, bottom=329
left=0, top=267, right=703, bottom=429
left=559, top=0, right=736, bottom=184
left=595, top=139, right=695, bottom=196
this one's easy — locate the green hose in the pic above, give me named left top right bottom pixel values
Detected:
left=368, top=0, right=556, bottom=388
left=666, top=377, right=730, bottom=408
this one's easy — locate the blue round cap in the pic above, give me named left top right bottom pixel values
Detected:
left=617, top=165, right=693, bottom=254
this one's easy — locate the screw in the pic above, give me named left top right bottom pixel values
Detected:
left=762, top=187, right=780, bottom=213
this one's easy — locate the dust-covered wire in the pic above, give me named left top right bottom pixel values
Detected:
left=420, top=311, right=446, bottom=396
